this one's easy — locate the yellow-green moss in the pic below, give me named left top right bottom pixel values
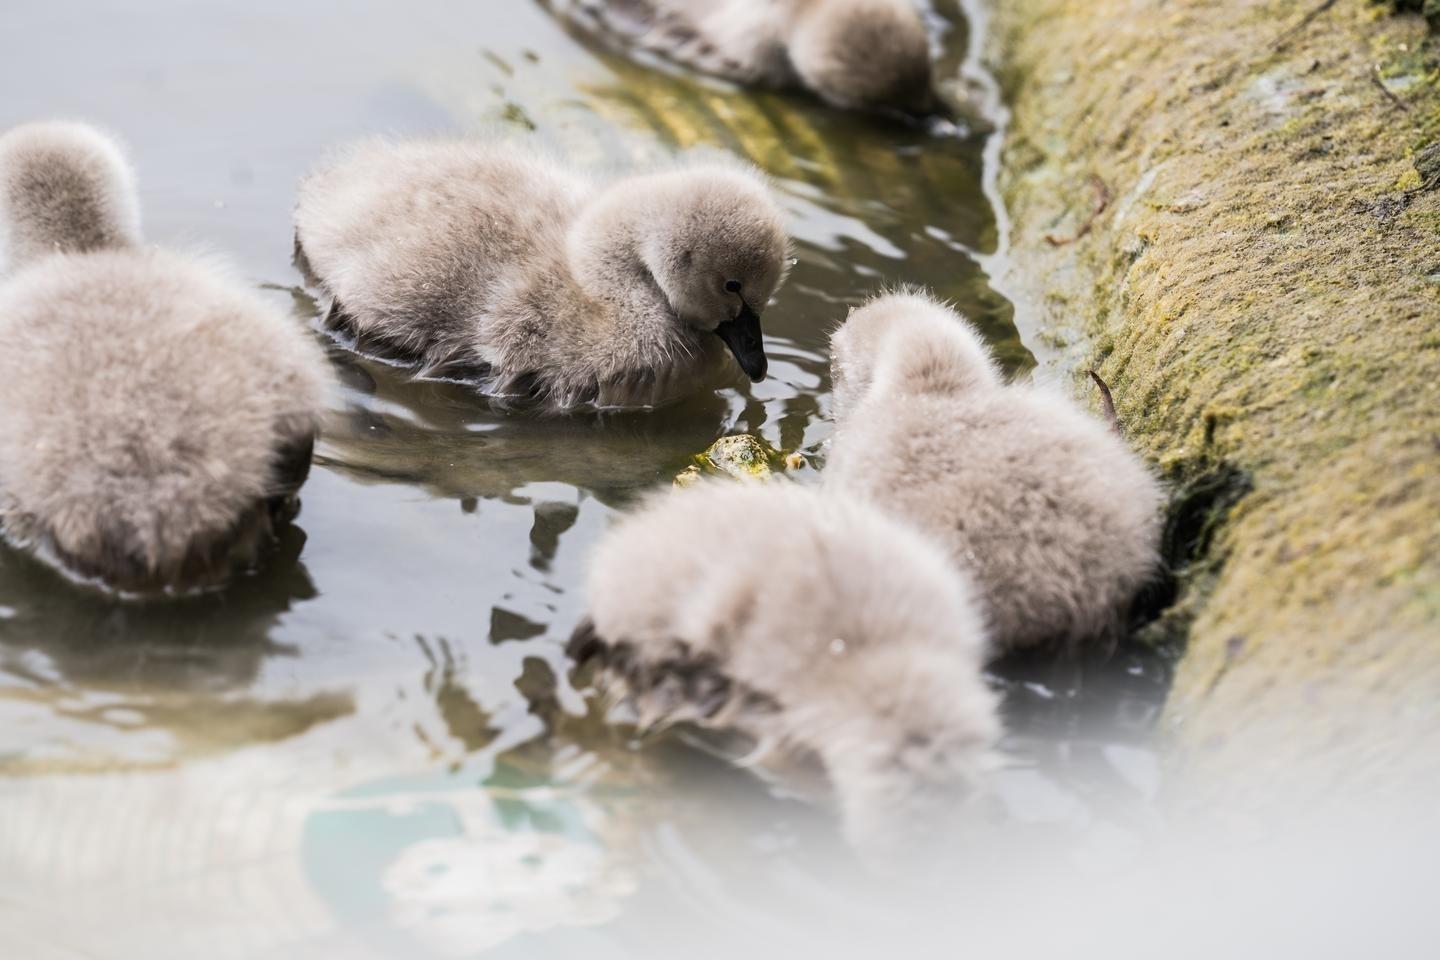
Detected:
left=991, top=0, right=1440, bottom=804
left=674, top=435, right=794, bottom=486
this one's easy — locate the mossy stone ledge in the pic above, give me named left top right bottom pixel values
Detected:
left=987, top=0, right=1440, bottom=805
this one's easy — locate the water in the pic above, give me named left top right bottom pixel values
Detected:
left=0, top=2, right=1170, bottom=956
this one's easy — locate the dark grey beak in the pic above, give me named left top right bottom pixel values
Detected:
left=714, top=302, right=768, bottom=383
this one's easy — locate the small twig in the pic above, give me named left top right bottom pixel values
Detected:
left=1370, top=64, right=1412, bottom=113
left=1088, top=369, right=1120, bottom=432
left=1272, top=0, right=1340, bottom=51
left=1045, top=174, right=1112, bottom=246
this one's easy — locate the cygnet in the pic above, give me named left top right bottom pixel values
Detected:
left=555, top=0, right=939, bottom=115
left=570, top=480, right=1000, bottom=855
left=0, top=121, right=331, bottom=592
left=825, top=290, right=1163, bottom=652
left=294, top=138, right=789, bottom=410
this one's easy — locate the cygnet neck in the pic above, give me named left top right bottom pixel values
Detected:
left=871, top=317, right=1002, bottom=400
left=566, top=184, right=674, bottom=322
left=0, top=125, right=141, bottom=272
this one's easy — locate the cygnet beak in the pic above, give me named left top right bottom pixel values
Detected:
left=714, top=302, right=768, bottom=383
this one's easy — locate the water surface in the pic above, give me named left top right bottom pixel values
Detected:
left=0, top=3, right=1168, bottom=956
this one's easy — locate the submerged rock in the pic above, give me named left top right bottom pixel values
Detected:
left=674, top=435, right=789, bottom=486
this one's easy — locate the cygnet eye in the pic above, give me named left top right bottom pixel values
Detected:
left=723, top=279, right=743, bottom=294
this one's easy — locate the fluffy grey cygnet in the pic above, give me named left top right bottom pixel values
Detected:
left=557, top=0, right=938, bottom=114
left=293, top=138, right=790, bottom=411
left=0, top=121, right=331, bottom=592
left=570, top=480, right=999, bottom=855
left=826, top=290, right=1164, bottom=653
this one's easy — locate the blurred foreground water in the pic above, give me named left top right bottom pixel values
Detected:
left=0, top=2, right=1198, bottom=956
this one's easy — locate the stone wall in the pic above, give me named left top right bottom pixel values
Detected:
left=988, top=0, right=1440, bottom=803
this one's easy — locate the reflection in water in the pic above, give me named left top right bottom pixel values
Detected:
left=304, top=763, right=643, bottom=958
left=380, top=809, right=634, bottom=955
left=0, top=0, right=1171, bottom=956
left=0, top=527, right=354, bottom=773
left=318, top=335, right=740, bottom=507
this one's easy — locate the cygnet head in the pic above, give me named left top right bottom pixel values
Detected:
left=829, top=289, right=1001, bottom=422
left=0, top=121, right=141, bottom=273
left=787, top=0, right=936, bottom=115
left=572, top=164, right=789, bottom=382
left=579, top=481, right=999, bottom=859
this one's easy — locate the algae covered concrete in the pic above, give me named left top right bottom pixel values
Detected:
left=987, top=0, right=1440, bottom=802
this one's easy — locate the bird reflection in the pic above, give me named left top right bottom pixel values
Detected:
left=315, top=335, right=737, bottom=508
left=0, top=524, right=353, bottom=772
left=415, top=634, right=505, bottom=758
left=529, top=500, right=580, bottom=573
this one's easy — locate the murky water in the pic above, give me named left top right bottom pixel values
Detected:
left=0, top=2, right=1170, bottom=956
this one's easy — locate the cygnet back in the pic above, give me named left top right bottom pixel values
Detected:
left=552, top=0, right=937, bottom=114
left=787, top=0, right=936, bottom=112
